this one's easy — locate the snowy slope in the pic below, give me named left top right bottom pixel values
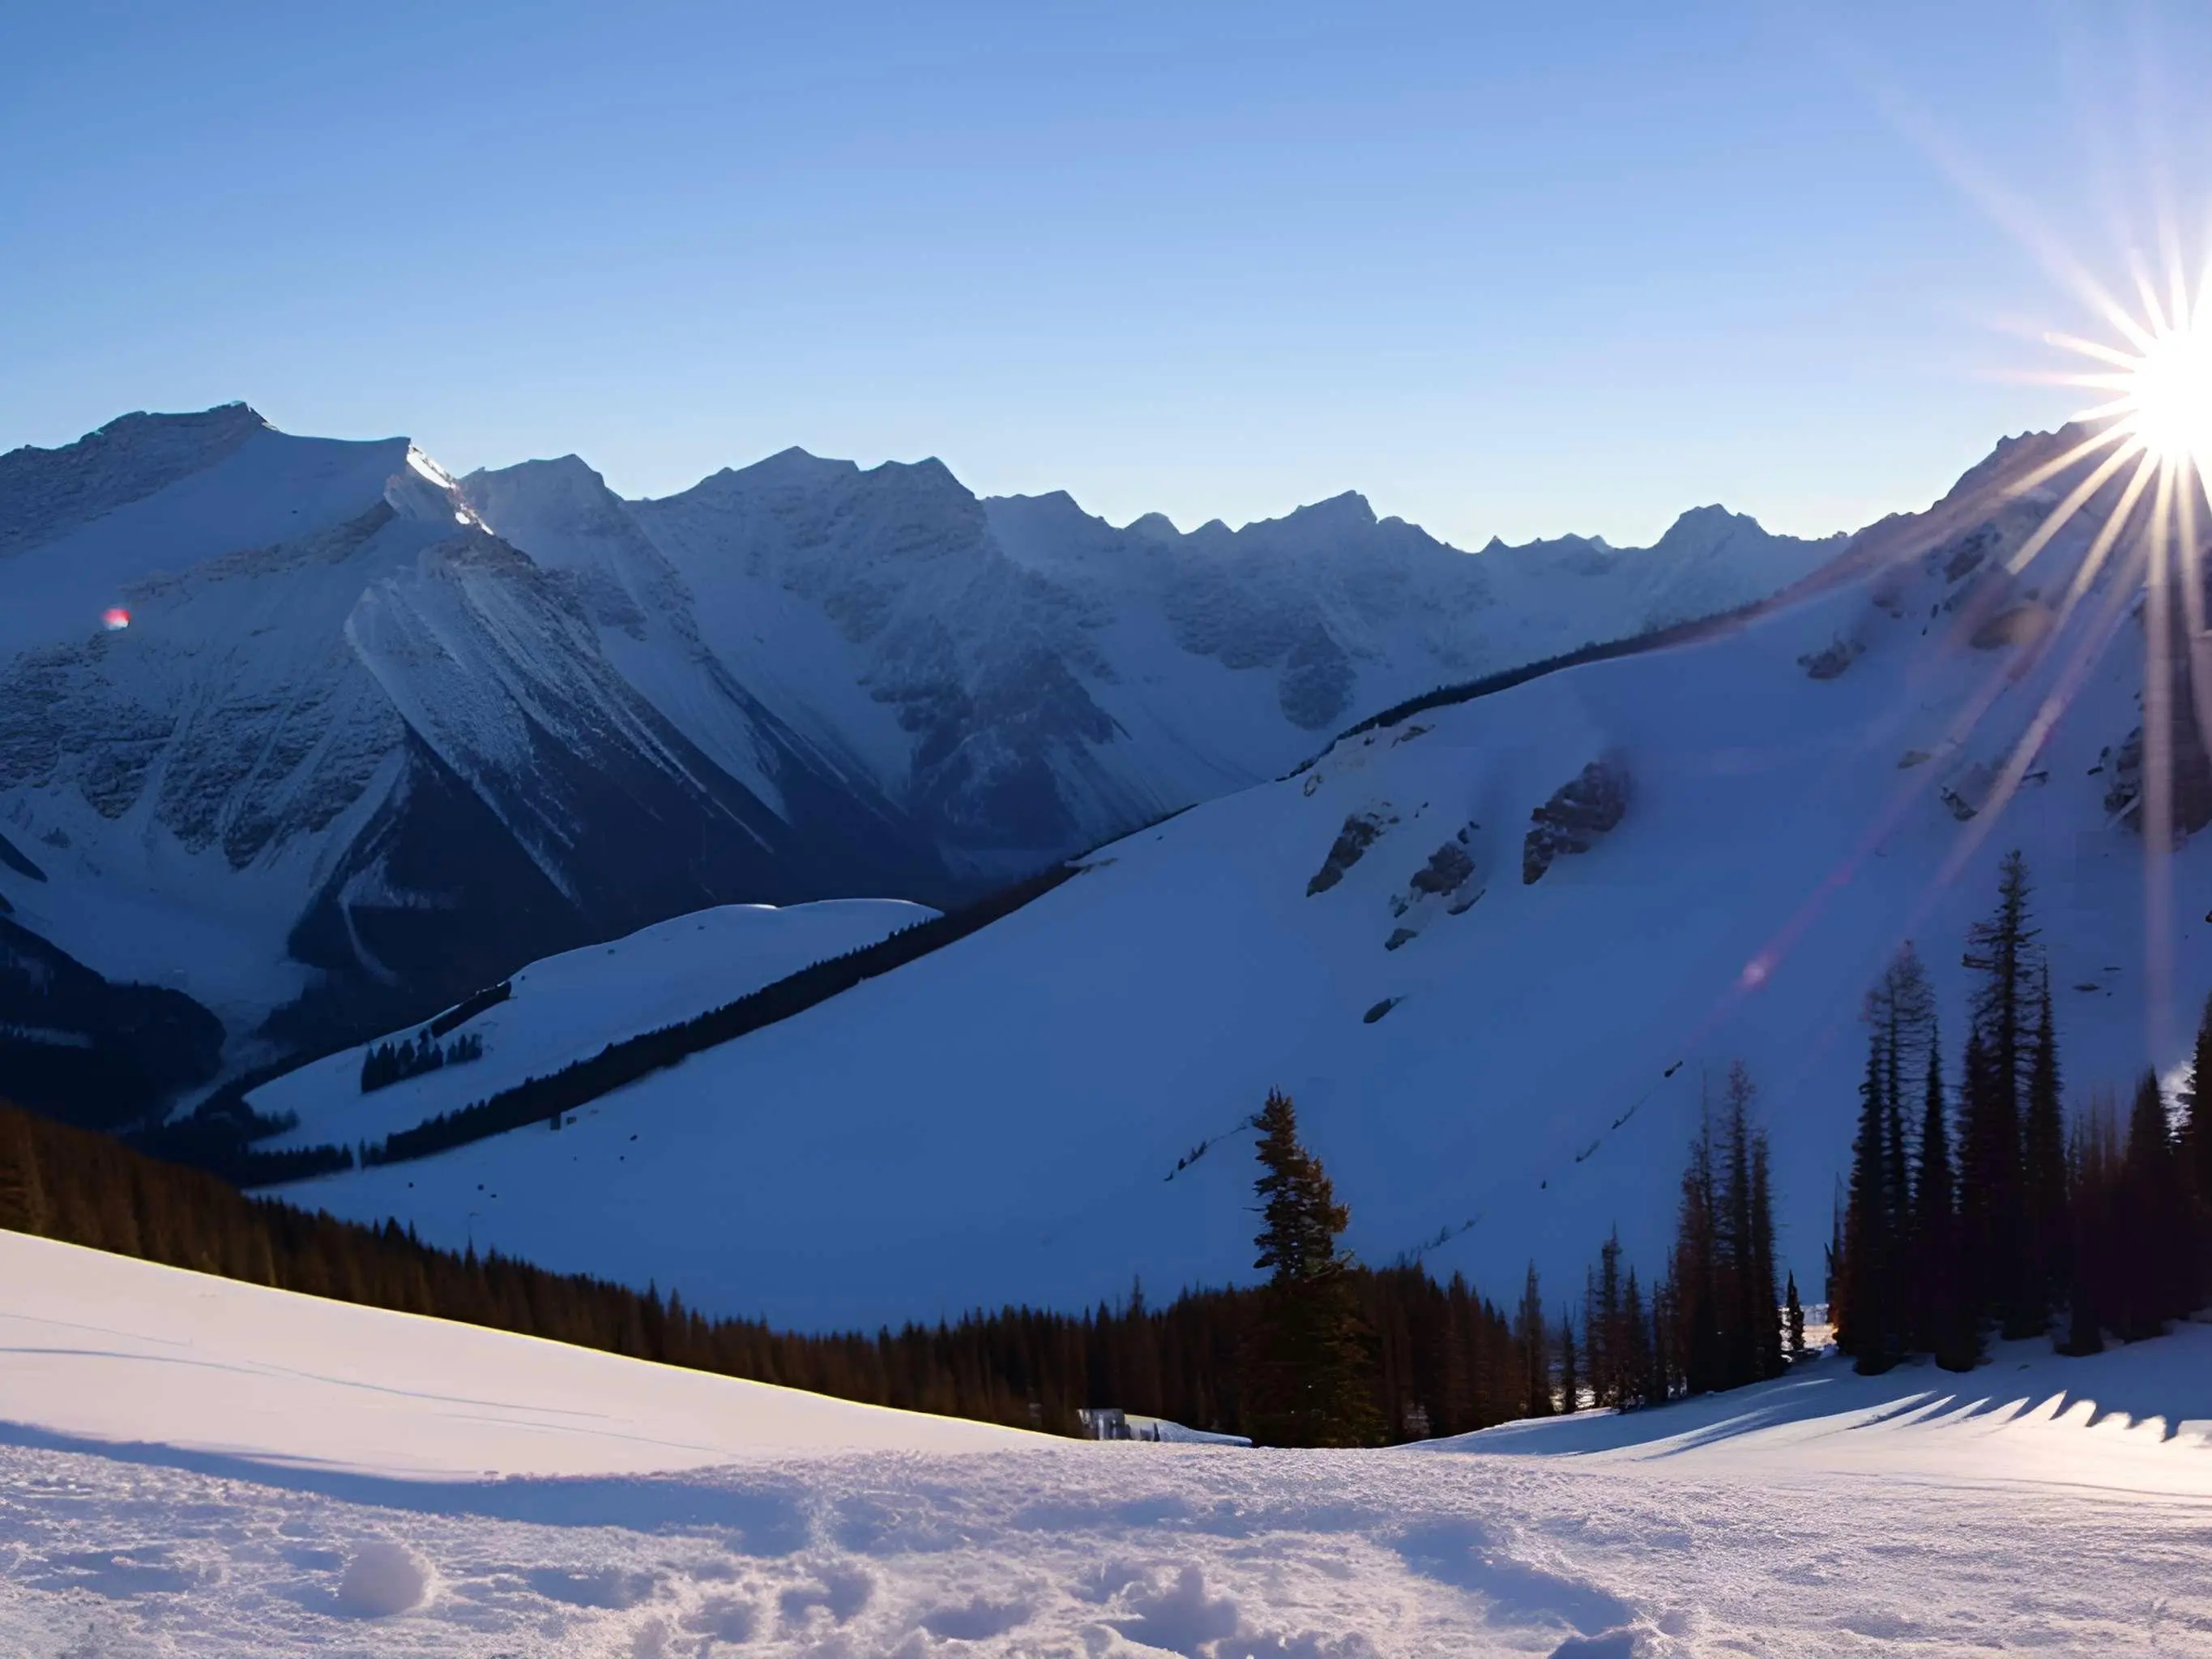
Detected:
left=283, top=424, right=2211, bottom=1333
left=0, top=407, right=1829, bottom=1077
left=7, top=1227, right=2212, bottom=1654
left=468, top=451, right=1839, bottom=881
left=0, top=1230, right=1017, bottom=1479
left=251, top=899, right=932, bottom=1154
left=0, top=410, right=944, bottom=1069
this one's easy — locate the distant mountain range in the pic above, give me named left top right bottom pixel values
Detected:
left=269, top=422, right=2210, bottom=1328
left=0, top=403, right=1839, bottom=1114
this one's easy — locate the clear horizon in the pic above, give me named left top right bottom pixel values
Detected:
left=4, top=1, right=2206, bottom=548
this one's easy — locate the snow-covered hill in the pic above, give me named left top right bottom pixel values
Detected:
left=6, top=1228, right=2212, bottom=1654
left=280, top=424, right=2212, bottom=1333
left=0, top=407, right=1834, bottom=1077
left=252, top=898, right=931, bottom=1155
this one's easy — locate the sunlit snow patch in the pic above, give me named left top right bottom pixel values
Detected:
left=404, top=446, right=457, bottom=489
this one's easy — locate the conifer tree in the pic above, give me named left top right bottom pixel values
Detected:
left=1515, top=1264, right=1552, bottom=1417
left=1557, top=1315, right=1580, bottom=1413
left=1961, top=850, right=2039, bottom=1336
left=1586, top=1229, right=1625, bottom=1407
left=1621, top=1267, right=1654, bottom=1403
left=1746, top=1093, right=1783, bottom=1381
left=1784, top=1271, right=1806, bottom=1361
left=2119, top=1070, right=2193, bottom=1340
left=2183, top=991, right=2212, bottom=1206
left=1912, top=1021, right=1976, bottom=1370
left=2022, top=969, right=2069, bottom=1316
left=1839, top=1029, right=1898, bottom=1371
left=2060, top=1092, right=2120, bottom=1356
left=0, top=1107, right=48, bottom=1234
left=1246, top=1089, right=1381, bottom=1446
left=1674, top=1109, right=1723, bottom=1394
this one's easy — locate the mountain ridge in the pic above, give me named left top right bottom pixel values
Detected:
left=0, top=403, right=1855, bottom=1123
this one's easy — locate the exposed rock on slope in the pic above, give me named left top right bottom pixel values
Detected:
left=1307, top=808, right=1398, bottom=896
left=1522, top=759, right=1629, bottom=884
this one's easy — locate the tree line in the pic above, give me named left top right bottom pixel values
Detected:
left=1832, top=848, right=2212, bottom=1370
left=0, top=1077, right=1795, bottom=1446
left=359, top=1030, right=485, bottom=1093
left=350, top=862, right=1082, bottom=1169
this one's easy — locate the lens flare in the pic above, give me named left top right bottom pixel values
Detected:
left=2045, top=258, right=2212, bottom=485
left=2126, top=322, right=2212, bottom=469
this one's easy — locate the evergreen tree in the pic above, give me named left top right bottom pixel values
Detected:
left=1838, top=1027, right=1898, bottom=1371
left=1784, top=1271, right=1806, bottom=1361
left=1557, top=1315, right=1580, bottom=1414
left=2118, top=1070, right=2193, bottom=1341
left=1621, top=1267, right=1654, bottom=1403
left=1746, top=1097, right=1784, bottom=1380
left=1960, top=850, right=2039, bottom=1336
left=1674, top=1108, right=1723, bottom=1394
left=0, top=1107, right=48, bottom=1233
left=1719, top=1066, right=1759, bottom=1386
left=2059, top=1093, right=2120, bottom=1357
left=1246, top=1090, right=1381, bottom=1446
left=2183, top=991, right=2212, bottom=1209
left=1515, top=1264, right=1552, bottom=1417
left=2022, top=968, right=2069, bottom=1316
left=1586, top=1229, right=1625, bottom=1407
left=1912, top=1021, right=1976, bottom=1371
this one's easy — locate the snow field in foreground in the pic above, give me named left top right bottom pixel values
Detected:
left=8, top=1233, right=2212, bottom=1653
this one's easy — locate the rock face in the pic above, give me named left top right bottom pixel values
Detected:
left=1306, top=808, right=1397, bottom=896
left=1797, top=635, right=1864, bottom=680
left=1522, top=760, right=1630, bottom=884
left=1410, top=841, right=1475, bottom=898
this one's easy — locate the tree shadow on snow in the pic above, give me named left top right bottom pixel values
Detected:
left=1424, top=1325, right=2212, bottom=1460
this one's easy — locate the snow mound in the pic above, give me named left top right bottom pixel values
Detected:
left=334, top=1539, right=433, bottom=1617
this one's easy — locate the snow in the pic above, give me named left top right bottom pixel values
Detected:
left=254, top=898, right=934, bottom=1152
left=9, top=1229, right=2212, bottom=1654
left=280, top=429, right=2208, bottom=1335
left=2, top=407, right=1832, bottom=1047
left=0, top=1231, right=1016, bottom=1479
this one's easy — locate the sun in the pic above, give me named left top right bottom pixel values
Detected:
left=2042, top=262, right=2212, bottom=485
left=2114, top=315, right=2212, bottom=471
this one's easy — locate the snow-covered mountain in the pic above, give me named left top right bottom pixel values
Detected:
left=0, top=404, right=1834, bottom=1081
left=462, top=450, right=1837, bottom=883
left=279, top=423, right=2212, bottom=1332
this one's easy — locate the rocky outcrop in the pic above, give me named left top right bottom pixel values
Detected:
left=1522, top=760, right=1629, bottom=884
left=1797, top=635, right=1864, bottom=680
left=1306, top=807, right=1396, bottom=896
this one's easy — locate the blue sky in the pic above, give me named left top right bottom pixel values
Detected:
left=3, top=2, right=2207, bottom=547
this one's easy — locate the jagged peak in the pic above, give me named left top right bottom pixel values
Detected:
left=1245, top=490, right=1377, bottom=536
